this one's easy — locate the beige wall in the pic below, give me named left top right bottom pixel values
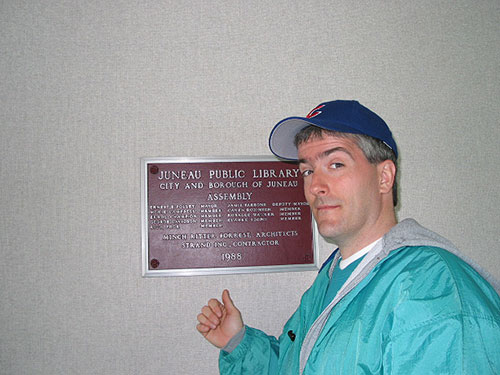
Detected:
left=1, top=1, right=498, bottom=373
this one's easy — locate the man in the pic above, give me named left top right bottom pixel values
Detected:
left=197, top=100, right=500, bottom=374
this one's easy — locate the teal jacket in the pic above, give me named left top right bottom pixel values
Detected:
left=219, top=219, right=500, bottom=374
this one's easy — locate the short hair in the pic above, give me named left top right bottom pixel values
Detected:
left=294, top=126, right=398, bottom=207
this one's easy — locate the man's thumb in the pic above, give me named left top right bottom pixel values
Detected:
left=222, top=289, right=236, bottom=313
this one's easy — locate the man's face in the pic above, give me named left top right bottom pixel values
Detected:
left=298, top=134, right=384, bottom=246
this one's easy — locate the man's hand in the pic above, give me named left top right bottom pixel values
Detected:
left=196, top=289, right=244, bottom=348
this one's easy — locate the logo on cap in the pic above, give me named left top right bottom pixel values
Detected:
left=306, top=105, right=325, bottom=119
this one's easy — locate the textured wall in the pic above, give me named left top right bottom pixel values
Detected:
left=1, top=0, right=499, bottom=374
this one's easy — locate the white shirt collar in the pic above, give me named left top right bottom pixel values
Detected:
left=339, top=238, right=382, bottom=270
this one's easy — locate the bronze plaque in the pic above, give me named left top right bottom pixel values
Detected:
left=141, top=157, right=318, bottom=276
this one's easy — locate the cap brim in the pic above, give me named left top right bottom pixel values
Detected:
left=268, top=116, right=360, bottom=160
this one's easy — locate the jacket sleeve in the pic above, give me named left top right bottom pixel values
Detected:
left=382, top=314, right=500, bottom=374
left=381, top=247, right=500, bottom=374
left=219, top=325, right=279, bottom=374
left=218, top=258, right=333, bottom=374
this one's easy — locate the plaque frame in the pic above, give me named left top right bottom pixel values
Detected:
left=141, top=156, right=319, bottom=277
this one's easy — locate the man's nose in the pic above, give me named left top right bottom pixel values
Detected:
left=308, top=170, right=328, bottom=196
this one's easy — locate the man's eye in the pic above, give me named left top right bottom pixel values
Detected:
left=301, top=170, right=313, bottom=177
left=330, top=163, right=344, bottom=169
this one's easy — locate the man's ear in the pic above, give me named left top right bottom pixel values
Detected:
left=378, top=160, right=396, bottom=194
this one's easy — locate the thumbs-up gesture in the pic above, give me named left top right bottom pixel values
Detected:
left=196, top=289, right=244, bottom=348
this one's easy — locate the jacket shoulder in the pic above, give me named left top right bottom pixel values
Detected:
left=379, top=246, right=500, bottom=328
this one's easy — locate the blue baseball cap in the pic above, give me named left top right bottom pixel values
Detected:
left=269, top=100, right=398, bottom=160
